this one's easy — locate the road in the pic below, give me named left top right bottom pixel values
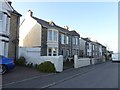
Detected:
left=2, top=61, right=119, bottom=89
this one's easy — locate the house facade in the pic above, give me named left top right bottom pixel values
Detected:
left=7, top=1, right=22, bottom=60
left=20, top=10, right=80, bottom=61
left=0, top=0, right=13, bottom=57
left=80, top=37, right=106, bottom=58
left=70, top=31, right=80, bottom=57
left=80, top=37, right=92, bottom=57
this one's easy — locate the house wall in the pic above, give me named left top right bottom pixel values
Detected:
left=58, top=31, right=71, bottom=60
left=79, top=39, right=86, bottom=57
left=41, top=26, right=47, bottom=56
left=23, top=23, right=41, bottom=47
left=19, top=15, right=37, bottom=46
left=86, top=42, right=92, bottom=57
left=71, top=36, right=80, bottom=57
left=8, top=13, right=20, bottom=59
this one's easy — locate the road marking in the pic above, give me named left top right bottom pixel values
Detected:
left=41, top=63, right=109, bottom=88
left=2, top=73, right=56, bottom=87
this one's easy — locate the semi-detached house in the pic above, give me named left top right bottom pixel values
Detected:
left=20, top=10, right=80, bottom=61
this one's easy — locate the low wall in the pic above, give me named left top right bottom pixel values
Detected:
left=19, top=47, right=63, bottom=72
left=92, top=57, right=105, bottom=64
left=74, top=55, right=90, bottom=68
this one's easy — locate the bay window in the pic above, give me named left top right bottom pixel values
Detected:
left=47, top=29, right=58, bottom=42
left=48, top=47, right=58, bottom=56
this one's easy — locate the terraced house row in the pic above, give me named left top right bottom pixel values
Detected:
left=20, top=10, right=108, bottom=61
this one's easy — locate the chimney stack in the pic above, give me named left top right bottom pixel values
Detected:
left=28, top=10, right=33, bottom=17
left=8, top=0, right=12, bottom=6
left=64, top=26, right=69, bottom=30
left=25, top=10, right=33, bottom=18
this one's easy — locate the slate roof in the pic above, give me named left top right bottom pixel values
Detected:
left=33, top=16, right=70, bottom=33
left=69, top=30, right=80, bottom=37
left=81, top=37, right=91, bottom=42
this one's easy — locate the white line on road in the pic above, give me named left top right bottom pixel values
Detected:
left=2, top=73, right=56, bottom=87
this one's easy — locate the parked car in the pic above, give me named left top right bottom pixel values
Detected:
left=0, top=55, right=15, bottom=74
left=112, top=53, right=120, bottom=62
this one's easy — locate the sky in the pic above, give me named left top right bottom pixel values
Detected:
left=11, top=2, right=118, bottom=53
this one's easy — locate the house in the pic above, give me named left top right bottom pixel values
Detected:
left=70, top=31, right=80, bottom=57
left=80, top=37, right=106, bottom=58
left=20, top=10, right=80, bottom=61
left=80, top=37, right=92, bottom=57
left=0, top=0, right=13, bottom=57
left=7, top=1, right=22, bottom=60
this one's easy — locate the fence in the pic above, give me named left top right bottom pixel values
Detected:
left=19, top=47, right=63, bottom=72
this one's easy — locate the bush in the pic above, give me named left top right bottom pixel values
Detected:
left=37, top=61, right=56, bottom=73
left=15, top=57, right=26, bottom=66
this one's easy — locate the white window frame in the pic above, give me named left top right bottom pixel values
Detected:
left=47, top=47, right=58, bottom=56
left=47, top=29, right=58, bottom=42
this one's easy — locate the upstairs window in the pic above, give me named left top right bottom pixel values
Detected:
left=66, top=36, right=69, bottom=44
left=53, top=31, right=57, bottom=41
left=76, top=38, right=78, bottom=45
left=73, top=37, right=75, bottom=45
left=48, top=30, right=52, bottom=41
left=61, top=34, right=65, bottom=44
left=47, top=30, right=58, bottom=42
left=0, top=13, right=3, bottom=20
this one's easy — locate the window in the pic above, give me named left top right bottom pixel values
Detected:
left=76, top=38, right=78, bottom=45
left=0, top=13, right=3, bottom=20
left=53, top=48, right=57, bottom=56
left=48, top=48, right=52, bottom=56
left=6, top=17, right=9, bottom=32
left=4, top=42, right=8, bottom=57
left=53, top=31, right=57, bottom=41
left=48, top=30, right=58, bottom=41
left=0, top=13, right=3, bottom=31
left=87, top=43, right=89, bottom=49
left=93, top=45, right=94, bottom=50
left=48, top=30, right=52, bottom=41
left=73, top=37, right=75, bottom=45
left=61, top=34, right=65, bottom=44
left=48, top=48, right=57, bottom=56
left=66, top=36, right=69, bottom=44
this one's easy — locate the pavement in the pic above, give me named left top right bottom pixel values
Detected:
left=2, top=61, right=119, bottom=89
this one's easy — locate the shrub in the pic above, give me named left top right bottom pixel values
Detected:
left=37, top=61, right=56, bottom=73
left=15, top=56, right=26, bottom=66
